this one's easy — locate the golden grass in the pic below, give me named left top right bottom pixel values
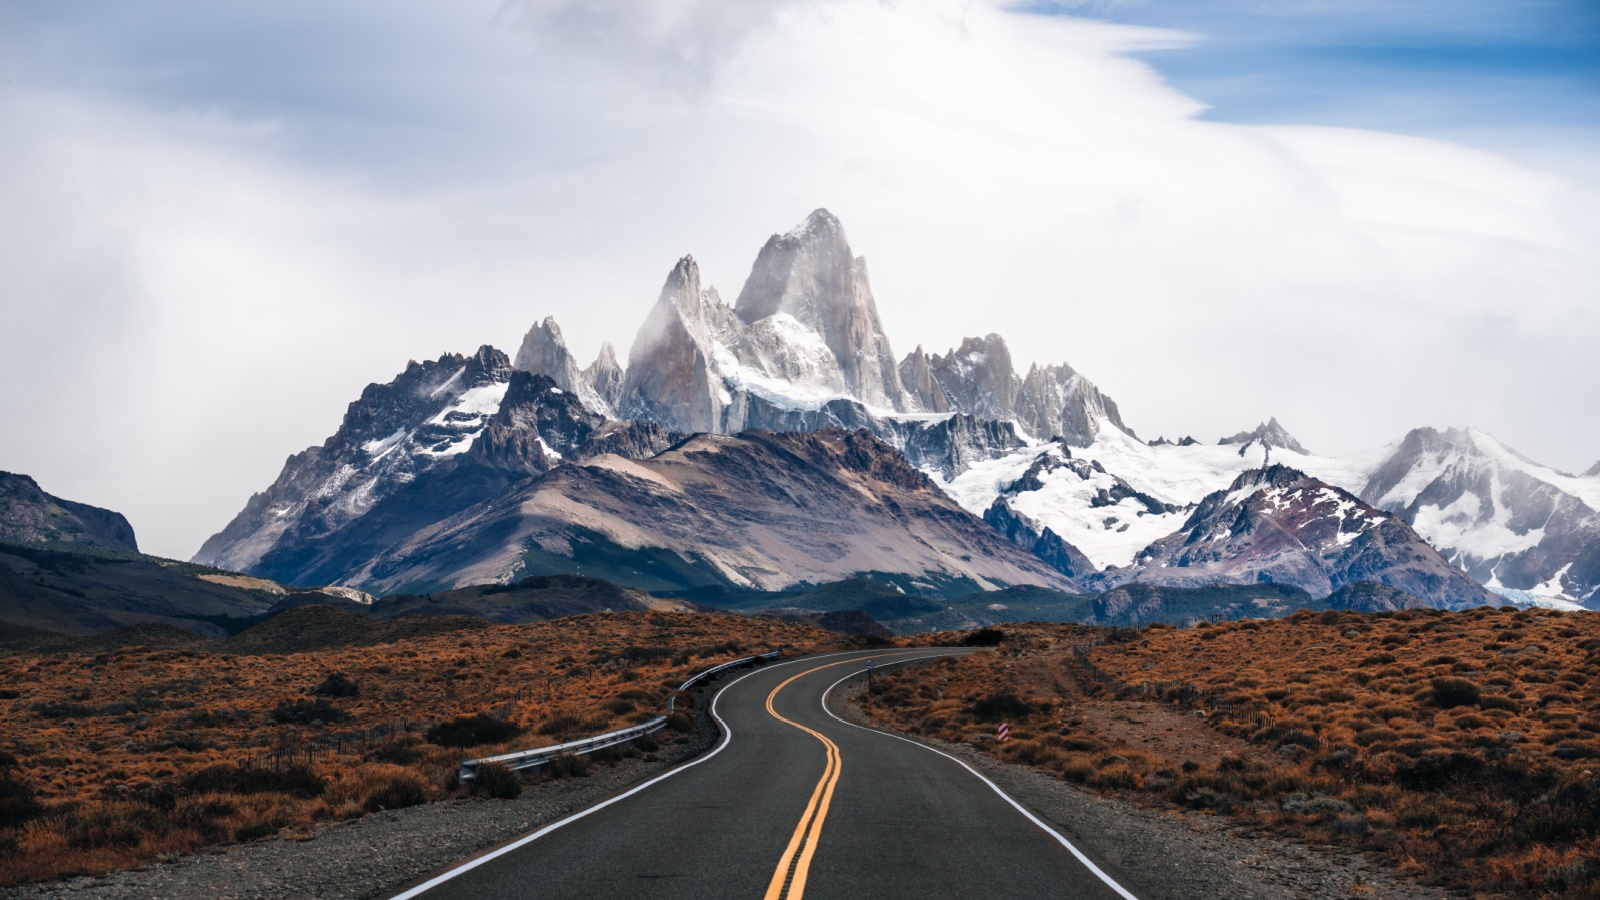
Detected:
left=0, top=611, right=845, bottom=886
left=862, top=609, right=1600, bottom=898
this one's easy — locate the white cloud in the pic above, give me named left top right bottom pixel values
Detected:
left=497, top=0, right=823, bottom=91
left=0, top=0, right=1595, bottom=559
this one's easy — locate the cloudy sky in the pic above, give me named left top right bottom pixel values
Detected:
left=1, top=0, right=1597, bottom=560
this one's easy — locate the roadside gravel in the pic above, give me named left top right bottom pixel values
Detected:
left=831, top=676, right=1456, bottom=900
left=3, top=665, right=1457, bottom=900
left=0, top=692, right=722, bottom=900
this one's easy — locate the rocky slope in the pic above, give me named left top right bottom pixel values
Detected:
left=344, top=428, right=1075, bottom=596
left=351, top=574, right=691, bottom=624
left=0, top=472, right=138, bottom=553
left=1340, top=426, right=1600, bottom=608
left=193, top=349, right=674, bottom=586
left=0, top=543, right=278, bottom=636
left=1092, top=465, right=1496, bottom=608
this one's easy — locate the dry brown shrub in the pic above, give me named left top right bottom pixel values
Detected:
left=857, top=613, right=1600, bottom=898
left=0, top=611, right=842, bottom=887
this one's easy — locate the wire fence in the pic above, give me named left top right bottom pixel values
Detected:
left=243, top=719, right=419, bottom=771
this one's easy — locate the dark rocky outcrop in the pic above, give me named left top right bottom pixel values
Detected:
left=983, top=500, right=1095, bottom=581
left=0, top=472, right=138, bottom=553
left=0, top=543, right=277, bottom=636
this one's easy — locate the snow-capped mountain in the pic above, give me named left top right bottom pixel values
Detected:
left=191, top=338, right=1051, bottom=595
left=614, top=211, right=910, bottom=431
left=1219, top=418, right=1307, bottom=454
left=949, top=417, right=1597, bottom=608
left=194, top=208, right=1595, bottom=611
left=939, top=425, right=1490, bottom=605
left=1093, top=465, right=1494, bottom=607
left=977, top=439, right=1182, bottom=574
left=583, top=342, right=625, bottom=415
left=732, top=209, right=908, bottom=412
left=518, top=275, right=1033, bottom=479
left=194, top=346, right=516, bottom=575
left=934, top=417, right=1350, bottom=571
left=1345, top=427, right=1600, bottom=609
left=193, top=347, right=675, bottom=585
left=593, top=209, right=1129, bottom=457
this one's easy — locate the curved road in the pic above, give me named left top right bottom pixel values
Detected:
left=393, top=650, right=1137, bottom=900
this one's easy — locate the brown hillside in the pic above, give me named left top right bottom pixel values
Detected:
left=0, top=611, right=845, bottom=887
left=862, top=608, right=1600, bottom=897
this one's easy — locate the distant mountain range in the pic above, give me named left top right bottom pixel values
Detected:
left=186, top=209, right=1595, bottom=610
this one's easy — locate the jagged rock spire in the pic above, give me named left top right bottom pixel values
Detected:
left=513, top=316, right=612, bottom=417
left=584, top=342, right=625, bottom=414
left=898, top=345, right=949, bottom=414
left=902, top=332, right=1132, bottom=447
left=1219, top=417, right=1307, bottom=455
left=618, top=255, right=725, bottom=433
left=733, top=209, right=908, bottom=411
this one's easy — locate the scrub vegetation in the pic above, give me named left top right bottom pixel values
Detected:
left=0, top=609, right=840, bottom=887
left=861, top=607, right=1600, bottom=897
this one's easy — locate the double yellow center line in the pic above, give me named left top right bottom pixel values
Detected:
left=761, top=662, right=847, bottom=900
left=761, top=652, right=927, bottom=900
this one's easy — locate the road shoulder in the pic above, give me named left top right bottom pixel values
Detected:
left=0, top=699, right=722, bottom=900
left=830, top=677, right=1454, bottom=900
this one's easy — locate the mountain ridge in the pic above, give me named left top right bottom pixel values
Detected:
left=342, top=427, right=1075, bottom=596
left=1091, top=464, right=1496, bottom=608
left=187, top=208, right=1596, bottom=610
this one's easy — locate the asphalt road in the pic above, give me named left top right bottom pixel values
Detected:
left=393, top=649, right=1137, bottom=900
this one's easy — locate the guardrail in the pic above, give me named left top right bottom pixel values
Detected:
left=459, top=649, right=783, bottom=782
left=459, top=716, right=669, bottom=782
left=676, top=650, right=782, bottom=692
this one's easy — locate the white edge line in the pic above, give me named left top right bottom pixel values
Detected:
left=822, top=655, right=1141, bottom=900
left=388, top=649, right=870, bottom=899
